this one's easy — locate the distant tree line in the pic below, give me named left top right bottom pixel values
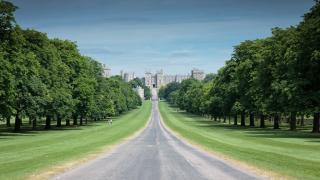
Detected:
left=159, top=1, right=320, bottom=132
left=0, top=1, right=142, bottom=131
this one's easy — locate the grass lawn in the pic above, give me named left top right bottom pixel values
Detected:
left=159, top=101, right=320, bottom=180
left=0, top=101, right=151, bottom=180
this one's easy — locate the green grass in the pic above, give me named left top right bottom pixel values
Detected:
left=0, top=101, right=152, bottom=180
left=159, top=101, right=320, bottom=180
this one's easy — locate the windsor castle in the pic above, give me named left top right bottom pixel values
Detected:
left=144, top=69, right=205, bottom=89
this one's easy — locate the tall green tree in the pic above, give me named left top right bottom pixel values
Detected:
left=297, top=0, right=320, bottom=132
left=0, top=0, right=17, bottom=38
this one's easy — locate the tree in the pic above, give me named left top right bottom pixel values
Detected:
left=203, top=73, right=216, bottom=83
left=73, top=57, right=97, bottom=125
left=168, top=91, right=179, bottom=106
left=0, top=0, right=17, bottom=127
left=0, top=42, right=13, bottom=127
left=214, top=60, right=238, bottom=125
left=0, top=1, right=17, bottom=38
left=158, top=1, right=320, bottom=134
left=0, top=1, right=143, bottom=132
left=232, top=40, right=269, bottom=127
left=143, top=86, right=151, bottom=100
left=130, top=78, right=151, bottom=100
left=129, top=78, right=143, bottom=88
left=297, top=0, right=320, bottom=132
left=159, top=82, right=181, bottom=100
left=9, top=28, right=42, bottom=131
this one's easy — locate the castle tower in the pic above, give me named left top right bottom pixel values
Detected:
left=145, top=72, right=152, bottom=88
left=102, top=64, right=111, bottom=78
left=155, top=70, right=163, bottom=88
left=191, top=68, right=205, bottom=81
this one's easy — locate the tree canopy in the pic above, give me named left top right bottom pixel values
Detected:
left=0, top=1, right=141, bottom=131
left=160, top=1, right=320, bottom=132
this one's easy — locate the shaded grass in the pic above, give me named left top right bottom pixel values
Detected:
left=159, top=101, right=320, bottom=180
left=0, top=101, right=152, bottom=180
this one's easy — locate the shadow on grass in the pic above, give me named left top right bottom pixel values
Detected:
left=0, top=104, right=137, bottom=140
left=0, top=130, right=38, bottom=137
left=169, top=106, right=320, bottom=140
left=306, top=140, right=320, bottom=143
left=0, top=121, right=110, bottom=139
left=0, top=104, right=141, bottom=139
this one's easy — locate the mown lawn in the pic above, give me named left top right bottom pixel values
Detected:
left=159, top=101, right=320, bottom=180
left=0, top=101, right=151, bottom=180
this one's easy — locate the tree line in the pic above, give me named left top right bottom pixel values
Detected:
left=159, top=1, right=320, bottom=133
left=0, top=1, right=142, bottom=131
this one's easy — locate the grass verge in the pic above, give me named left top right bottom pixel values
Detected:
left=159, top=101, right=320, bottom=180
left=0, top=101, right=152, bottom=180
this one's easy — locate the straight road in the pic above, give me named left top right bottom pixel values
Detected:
left=54, top=90, right=262, bottom=180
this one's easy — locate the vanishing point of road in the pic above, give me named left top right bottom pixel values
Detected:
left=54, top=90, right=262, bottom=180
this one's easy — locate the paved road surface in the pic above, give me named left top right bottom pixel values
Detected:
left=53, top=90, right=262, bottom=180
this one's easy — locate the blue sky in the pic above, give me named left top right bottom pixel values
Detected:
left=11, top=0, right=314, bottom=76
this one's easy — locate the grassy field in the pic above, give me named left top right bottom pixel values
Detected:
left=159, top=101, right=320, bottom=180
left=0, top=101, right=151, bottom=180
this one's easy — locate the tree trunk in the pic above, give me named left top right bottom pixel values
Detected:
left=56, top=115, right=62, bottom=127
left=73, top=115, right=78, bottom=125
left=260, top=114, right=265, bottom=128
left=240, top=111, right=245, bottom=126
left=274, top=114, right=280, bottom=129
left=214, top=116, right=217, bottom=121
left=249, top=112, right=255, bottom=127
left=6, top=115, right=11, bottom=127
left=290, top=112, right=297, bottom=131
left=234, top=114, right=237, bottom=125
left=312, top=112, right=320, bottom=133
left=66, top=119, right=70, bottom=126
left=223, top=116, right=226, bottom=123
left=32, top=118, right=37, bottom=129
left=85, top=117, right=88, bottom=124
left=80, top=116, right=83, bottom=125
left=45, top=115, right=51, bottom=129
left=14, top=113, right=21, bottom=131
left=300, top=115, right=305, bottom=126
left=228, top=115, right=231, bottom=124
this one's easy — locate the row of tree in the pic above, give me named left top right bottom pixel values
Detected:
left=0, top=1, right=142, bottom=131
left=159, top=1, right=320, bottom=132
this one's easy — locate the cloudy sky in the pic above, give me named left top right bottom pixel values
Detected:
left=11, top=0, right=314, bottom=76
